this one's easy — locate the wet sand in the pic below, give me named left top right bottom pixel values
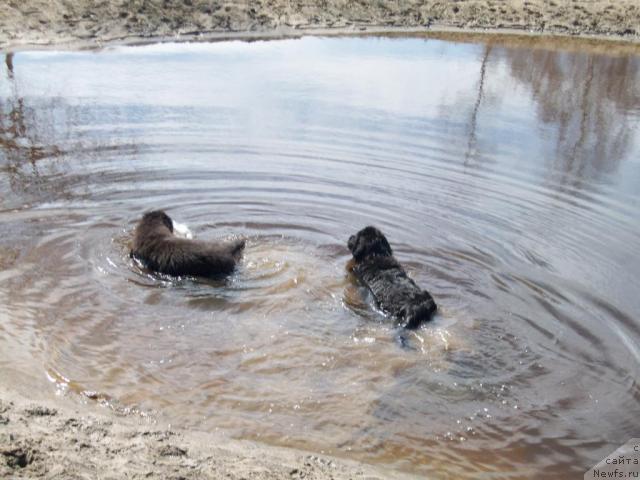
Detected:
left=1, top=388, right=417, bottom=479
left=0, top=0, right=639, bottom=50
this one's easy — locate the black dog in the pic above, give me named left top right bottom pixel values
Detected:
left=348, top=226, right=436, bottom=329
left=131, top=210, right=245, bottom=278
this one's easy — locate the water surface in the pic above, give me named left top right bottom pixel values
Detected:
left=1, top=37, right=639, bottom=479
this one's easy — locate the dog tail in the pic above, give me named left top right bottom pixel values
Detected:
left=402, top=298, right=437, bottom=330
left=228, top=238, right=246, bottom=259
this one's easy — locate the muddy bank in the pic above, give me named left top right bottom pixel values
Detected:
left=0, top=0, right=639, bottom=49
left=0, top=389, right=416, bottom=479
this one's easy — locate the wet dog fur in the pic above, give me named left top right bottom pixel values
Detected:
left=348, top=226, right=436, bottom=329
left=131, top=210, right=244, bottom=278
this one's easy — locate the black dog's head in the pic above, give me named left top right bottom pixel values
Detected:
left=140, top=210, right=174, bottom=233
left=348, top=226, right=393, bottom=262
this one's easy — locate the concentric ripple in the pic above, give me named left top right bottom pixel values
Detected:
left=1, top=37, right=639, bottom=479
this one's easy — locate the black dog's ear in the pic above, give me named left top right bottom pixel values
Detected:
left=363, top=226, right=392, bottom=258
left=349, top=227, right=393, bottom=261
left=373, top=232, right=392, bottom=257
left=349, top=233, right=368, bottom=261
left=400, top=300, right=436, bottom=329
left=348, top=233, right=368, bottom=261
left=347, top=235, right=356, bottom=253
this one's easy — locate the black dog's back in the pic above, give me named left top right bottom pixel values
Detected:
left=348, top=227, right=436, bottom=329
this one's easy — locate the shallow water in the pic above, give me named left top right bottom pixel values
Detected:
left=1, top=36, right=639, bottom=478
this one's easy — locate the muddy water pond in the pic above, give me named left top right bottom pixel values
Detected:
left=1, top=36, right=639, bottom=478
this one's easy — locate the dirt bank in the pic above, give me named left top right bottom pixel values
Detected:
left=0, top=0, right=639, bottom=50
left=0, top=388, right=417, bottom=479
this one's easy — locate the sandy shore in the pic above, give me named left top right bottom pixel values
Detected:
left=1, top=388, right=418, bottom=479
left=0, top=0, right=639, bottom=50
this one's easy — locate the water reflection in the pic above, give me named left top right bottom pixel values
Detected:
left=5, top=52, right=14, bottom=79
left=0, top=37, right=639, bottom=480
left=0, top=54, right=144, bottom=207
left=464, top=44, right=492, bottom=164
left=505, top=48, right=639, bottom=189
left=0, top=53, right=64, bottom=203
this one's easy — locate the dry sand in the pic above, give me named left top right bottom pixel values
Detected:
left=0, top=0, right=639, bottom=50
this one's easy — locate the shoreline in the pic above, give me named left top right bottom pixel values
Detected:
left=2, top=24, right=640, bottom=54
left=1, top=0, right=639, bottom=52
left=0, top=387, right=417, bottom=479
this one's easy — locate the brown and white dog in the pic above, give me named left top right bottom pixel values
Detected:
left=348, top=226, right=436, bottom=329
left=131, top=210, right=244, bottom=278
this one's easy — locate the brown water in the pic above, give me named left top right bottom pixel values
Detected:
left=1, top=37, right=640, bottom=479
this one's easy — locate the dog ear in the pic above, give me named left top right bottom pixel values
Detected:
left=401, top=300, right=436, bottom=329
left=143, top=210, right=174, bottom=232
left=349, top=228, right=393, bottom=261
left=374, top=234, right=392, bottom=257
left=350, top=234, right=368, bottom=261
left=160, top=212, right=173, bottom=232
left=365, top=227, right=392, bottom=257
left=347, top=235, right=356, bottom=253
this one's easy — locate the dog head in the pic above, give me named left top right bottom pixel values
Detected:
left=140, top=210, right=174, bottom=234
left=348, top=226, right=393, bottom=262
